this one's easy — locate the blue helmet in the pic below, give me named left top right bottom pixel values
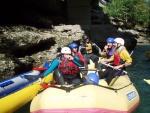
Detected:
left=86, top=73, right=99, bottom=84
left=106, top=37, right=114, bottom=43
left=69, top=43, right=78, bottom=49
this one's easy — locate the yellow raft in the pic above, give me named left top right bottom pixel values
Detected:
left=145, top=50, right=150, bottom=60
left=30, top=65, right=140, bottom=113
left=0, top=73, right=53, bottom=113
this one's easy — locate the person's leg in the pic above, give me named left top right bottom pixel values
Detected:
left=71, top=78, right=81, bottom=85
left=84, top=54, right=90, bottom=64
left=90, top=54, right=101, bottom=71
left=53, top=68, right=65, bottom=85
left=100, top=63, right=107, bottom=70
left=99, top=67, right=112, bottom=79
left=67, top=73, right=81, bottom=85
left=105, top=70, right=116, bottom=85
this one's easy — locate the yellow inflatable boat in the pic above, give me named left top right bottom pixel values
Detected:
left=30, top=69, right=140, bottom=113
left=0, top=73, right=53, bottom=113
left=0, top=61, right=53, bottom=113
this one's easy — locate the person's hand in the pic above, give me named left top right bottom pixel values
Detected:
left=56, top=52, right=61, bottom=57
left=99, top=59, right=105, bottom=64
left=113, top=66, right=120, bottom=70
left=72, top=52, right=75, bottom=56
left=38, top=78, right=43, bottom=84
left=68, top=55, right=74, bottom=60
left=98, top=52, right=101, bottom=56
left=104, top=45, right=108, bottom=52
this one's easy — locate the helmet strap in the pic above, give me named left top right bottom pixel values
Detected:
left=116, top=43, right=121, bottom=49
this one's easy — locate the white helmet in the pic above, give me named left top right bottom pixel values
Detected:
left=114, top=38, right=125, bottom=46
left=61, top=47, right=71, bottom=54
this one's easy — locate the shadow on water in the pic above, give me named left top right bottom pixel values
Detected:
left=15, top=101, right=31, bottom=113
left=15, top=44, right=150, bottom=113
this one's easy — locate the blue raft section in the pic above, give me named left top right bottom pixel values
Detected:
left=0, top=62, right=50, bottom=98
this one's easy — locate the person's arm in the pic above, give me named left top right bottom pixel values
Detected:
left=73, top=55, right=84, bottom=67
left=92, top=43, right=101, bottom=55
left=77, top=52, right=86, bottom=65
left=113, top=50, right=132, bottom=70
left=78, top=45, right=86, bottom=54
left=100, top=55, right=114, bottom=64
left=68, top=55, right=84, bottom=67
left=43, top=58, right=59, bottom=77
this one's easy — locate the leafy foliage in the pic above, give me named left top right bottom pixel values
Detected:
left=104, top=0, right=150, bottom=27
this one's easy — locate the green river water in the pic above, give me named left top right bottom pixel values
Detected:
left=15, top=44, right=150, bottom=113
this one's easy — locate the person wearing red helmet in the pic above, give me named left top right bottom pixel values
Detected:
left=99, top=38, right=132, bottom=85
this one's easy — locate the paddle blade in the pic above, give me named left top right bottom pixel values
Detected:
left=144, top=79, right=150, bottom=84
left=33, top=67, right=47, bottom=71
left=42, top=84, right=57, bottom=89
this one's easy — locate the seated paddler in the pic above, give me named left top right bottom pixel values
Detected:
left=39, top=47, right=84, bottom=85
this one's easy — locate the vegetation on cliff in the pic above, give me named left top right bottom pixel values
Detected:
left=104, top=0, right=150, bottom=27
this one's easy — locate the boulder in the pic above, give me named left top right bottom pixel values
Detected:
left=87, top=25, right=137, bottom=51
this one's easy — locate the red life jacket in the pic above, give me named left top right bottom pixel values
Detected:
left=74, top=52, right=86, bottom=65
left=58, top=57, right=79, bottom=75
left=114, top=52, right=120, bottom=66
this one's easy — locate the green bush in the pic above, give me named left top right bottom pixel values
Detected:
left=104, top=0, right=150, bottom=27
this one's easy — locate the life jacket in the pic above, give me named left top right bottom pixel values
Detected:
left=86, top=42, right=92, bottom=54
left=113, top=52, right=120, bottom=66
left=107, top=46, right=116, bottom=59
left=58, top=57, right=79, bottom=75
left=74, top=52, right=86, bottom=65
left=113, top=46, right=125, bottom=66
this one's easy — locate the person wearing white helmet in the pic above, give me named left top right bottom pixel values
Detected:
left=99, top=37, right=132, bottom=85
left=39, top=47, right=84, bottom=85
left=114, top=38, right=125, bottom=46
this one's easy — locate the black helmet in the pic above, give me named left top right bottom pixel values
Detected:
left=82, top=35, right=89, bottom=40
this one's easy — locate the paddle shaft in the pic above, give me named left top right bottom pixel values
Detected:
left=24, top=75, right=42, bottom=78
left=101, top=63, right=127, bottom=74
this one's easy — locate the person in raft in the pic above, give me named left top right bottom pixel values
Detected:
left=39, top=47, right=84, bottom=85
left=101, top=37, right=116, bottom=59
left=78, top=34, right=101, bottom=69
left=99, top=37, right=116, bottom=71
left=69, top=42, right=86, bottom=66
left=99, top=38, right=132, bottom=85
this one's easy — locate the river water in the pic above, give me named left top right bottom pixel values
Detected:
left=15, top=43, right=150, bottom=113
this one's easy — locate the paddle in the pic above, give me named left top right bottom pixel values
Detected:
left=32, top=67, right=47, bottom=71
left=126, top=48, right=150, bottom=84
left=79, top=67, right=99, bottom=84
left=41, top=84, right=57, bottom=89
left=101, top=63, right=127, bottom=74
left=108, top=66, right=125, bottom=86
left=102, top=63, right=150, bottom=85
left=24, top=74, right=43, bottom=79
left=130, top=74, right=150, bottom=85
left=24, top=62, right=51, bottom=78
left=100, top=48, right=136, bottom=86
left=79, top=67, right=97, bottom=71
